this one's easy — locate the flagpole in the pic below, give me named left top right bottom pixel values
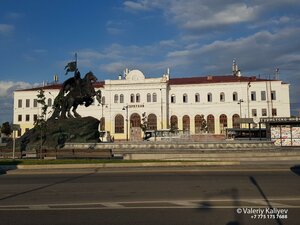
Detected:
left=75, top=52, right=78, bottom=74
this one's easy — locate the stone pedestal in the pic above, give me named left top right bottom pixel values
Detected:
left=18, top=116, right=100, bottom=151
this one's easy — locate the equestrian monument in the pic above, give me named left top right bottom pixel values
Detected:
left=19, top=58, right=102, bottom=152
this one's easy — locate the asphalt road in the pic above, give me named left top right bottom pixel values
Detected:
left=0, top=167, right=300, bottom=225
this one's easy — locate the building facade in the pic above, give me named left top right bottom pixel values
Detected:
left=13, top=69, right=290, bottom=140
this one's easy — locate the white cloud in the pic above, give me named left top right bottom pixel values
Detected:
left=182, top=3, right=258, bottom=30
left=0, top=24, right=14, bottom=34
left=101, top=62, right=126, bottom=74
left=123, top=1, right=151, bottom=11
left=0, top=81, right=40, bottom=123
left=0, top=81, right=34, bottom=97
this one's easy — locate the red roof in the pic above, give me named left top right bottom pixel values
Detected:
left=169, top=75, right=273, bottom=85
left=15, top=75, right=282, bottom=92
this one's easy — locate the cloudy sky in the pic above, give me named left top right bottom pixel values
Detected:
left=1, top=0, right=300, bottom=123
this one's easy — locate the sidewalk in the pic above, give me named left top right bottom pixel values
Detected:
left=1, top=159, right=300, bottom=175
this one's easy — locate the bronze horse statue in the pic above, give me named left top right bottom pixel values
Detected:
left=50, top=71, right=101, bottom=119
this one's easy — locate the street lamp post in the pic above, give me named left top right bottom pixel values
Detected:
left=247, top=82, right=251, bottom=118
left=122, top=105, right=129, bottom=141
left=237, top=99, right=244, bottom=118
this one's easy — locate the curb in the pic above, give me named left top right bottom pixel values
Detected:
left=0, top=161, right=240, bottom=171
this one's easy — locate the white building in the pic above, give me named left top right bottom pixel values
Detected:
left=13, top=68, right=290, bottom=140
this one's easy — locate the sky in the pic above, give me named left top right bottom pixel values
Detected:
left=1, top=0, right=300, bottom=124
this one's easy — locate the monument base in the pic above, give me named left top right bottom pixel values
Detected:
left=19, top=116, right=100, bottom=151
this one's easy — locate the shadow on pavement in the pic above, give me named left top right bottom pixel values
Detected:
left=197, top=188, right=243, bottom=225
left=0, top=164, right=19, bottom=176
left=249, top=176, right=283, bottom=225
left=290, top=165, right=300, bottom=176
left=0, top=168, right=99, bottom=202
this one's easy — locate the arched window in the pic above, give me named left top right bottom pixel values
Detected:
left=233, top=92, right=238, bottom=101
left=207, top=93, right=212, bottom=102
left=220, top=92, right=225, bottom=102
left=170, top=115, right=178, bottom=130
left=219, top=114, right=227, bottom=134
left=152, top=93, right=157, bottom=102
left=100, top=117, right=105, bottom=131
left=232, top=114, right=240, bottom=129
left=195, top=93, right=200, bottom=103
left=114, top=94, right=118, bottom=103
left=136, top=93, right=140, bottom=103
left=183, top=93, right=188, bottom=103
left=171, top=94, right=176, bottom=103
left=195, top=114, right=206, bottom=133
left=101, top=96, right=106, bottom=104
left=120, top=94, right=124, bottom=103
left=130, top=94, right=135, bottom=103
left=147, top=93, right=151, bottom=102
left=115, top=114, right=124, bottom=133
left=47, top=98, right=52, bottom=107
left=182, top=115, right=190, bottom=132
left=207, top=114, right=215, bottom=133
left=148, top=114, right=157, bottom=130
left=130, top=113, right=141, bottom=127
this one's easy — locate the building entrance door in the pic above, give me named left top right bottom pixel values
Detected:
left=130, top=113, right=142, bottom=141
left=130, top=127, right=142, bottom=141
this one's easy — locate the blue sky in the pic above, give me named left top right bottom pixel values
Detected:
left=1, top=0, right=300, bottom=123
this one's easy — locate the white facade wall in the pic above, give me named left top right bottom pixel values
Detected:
left=13, top=70, right=290, bottom=139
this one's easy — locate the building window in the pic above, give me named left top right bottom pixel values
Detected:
left=26, top=99, right=30, bottom=108
left=195, top=93, right=200, bottom=103
left=252, top=109, right=257, bottom=117
left=170, top=115, right=178, bottom=130
left=262, top=108, right=267, bottom=117
left=130, top=94, right=135, bottom=103
left=232, top=114, right=240, bottom=129
left=183, top=94, right=188, bottom=103
left=130, top=113, right=141, bottom=127
left=207, top=93, right=212, bottom=102
left=147, top=93, right=151, bottom=102
left=261, top=91, right=266, bottom=101
left=251, top=91, right=256, bottom=101
left=272, top=108, right=277, bottom=116
left=18, top=99, right=22, bottom=108
left=34, top=114, right=38, bottom=122
left=114, top=94, right=118, bottom=103
left=33, top=99, right=38, bottom=107
left=152, top=93, right=157, bottom=102
left=182, top=115, right=190, bottom=132
left=120, top=94, right=124, bottom=103
left=271, top=91, right=276, bottom=100
left=101, top=96, right=106, bottom=104
left=18, top=115, right=22, bottom=122
left=48, top=98, right=52, bottom=107
left=219, top=114, right=227, bottom=134
left=207, top=114, right=215, bottom=133
left=115, top=114, right=124, bottom=133
left=17, top=129, right=21, bottom=137
left=25, top=114, right=30, bottom=121
left=233, top=92, right=238, bottom=101
left=220, top=92, right=225, bottom=102
left=136, top=93, right=140, bottom=103
left=195, top=114, right=205, bottom=133
left=171, top=94, right=176, bottom=103
left=148, top=114, right=157, bottom=130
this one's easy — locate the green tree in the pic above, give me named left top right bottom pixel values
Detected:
left=1, top=122, right=12, bottom=136
left=34, top=89, right=48, bottom=158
